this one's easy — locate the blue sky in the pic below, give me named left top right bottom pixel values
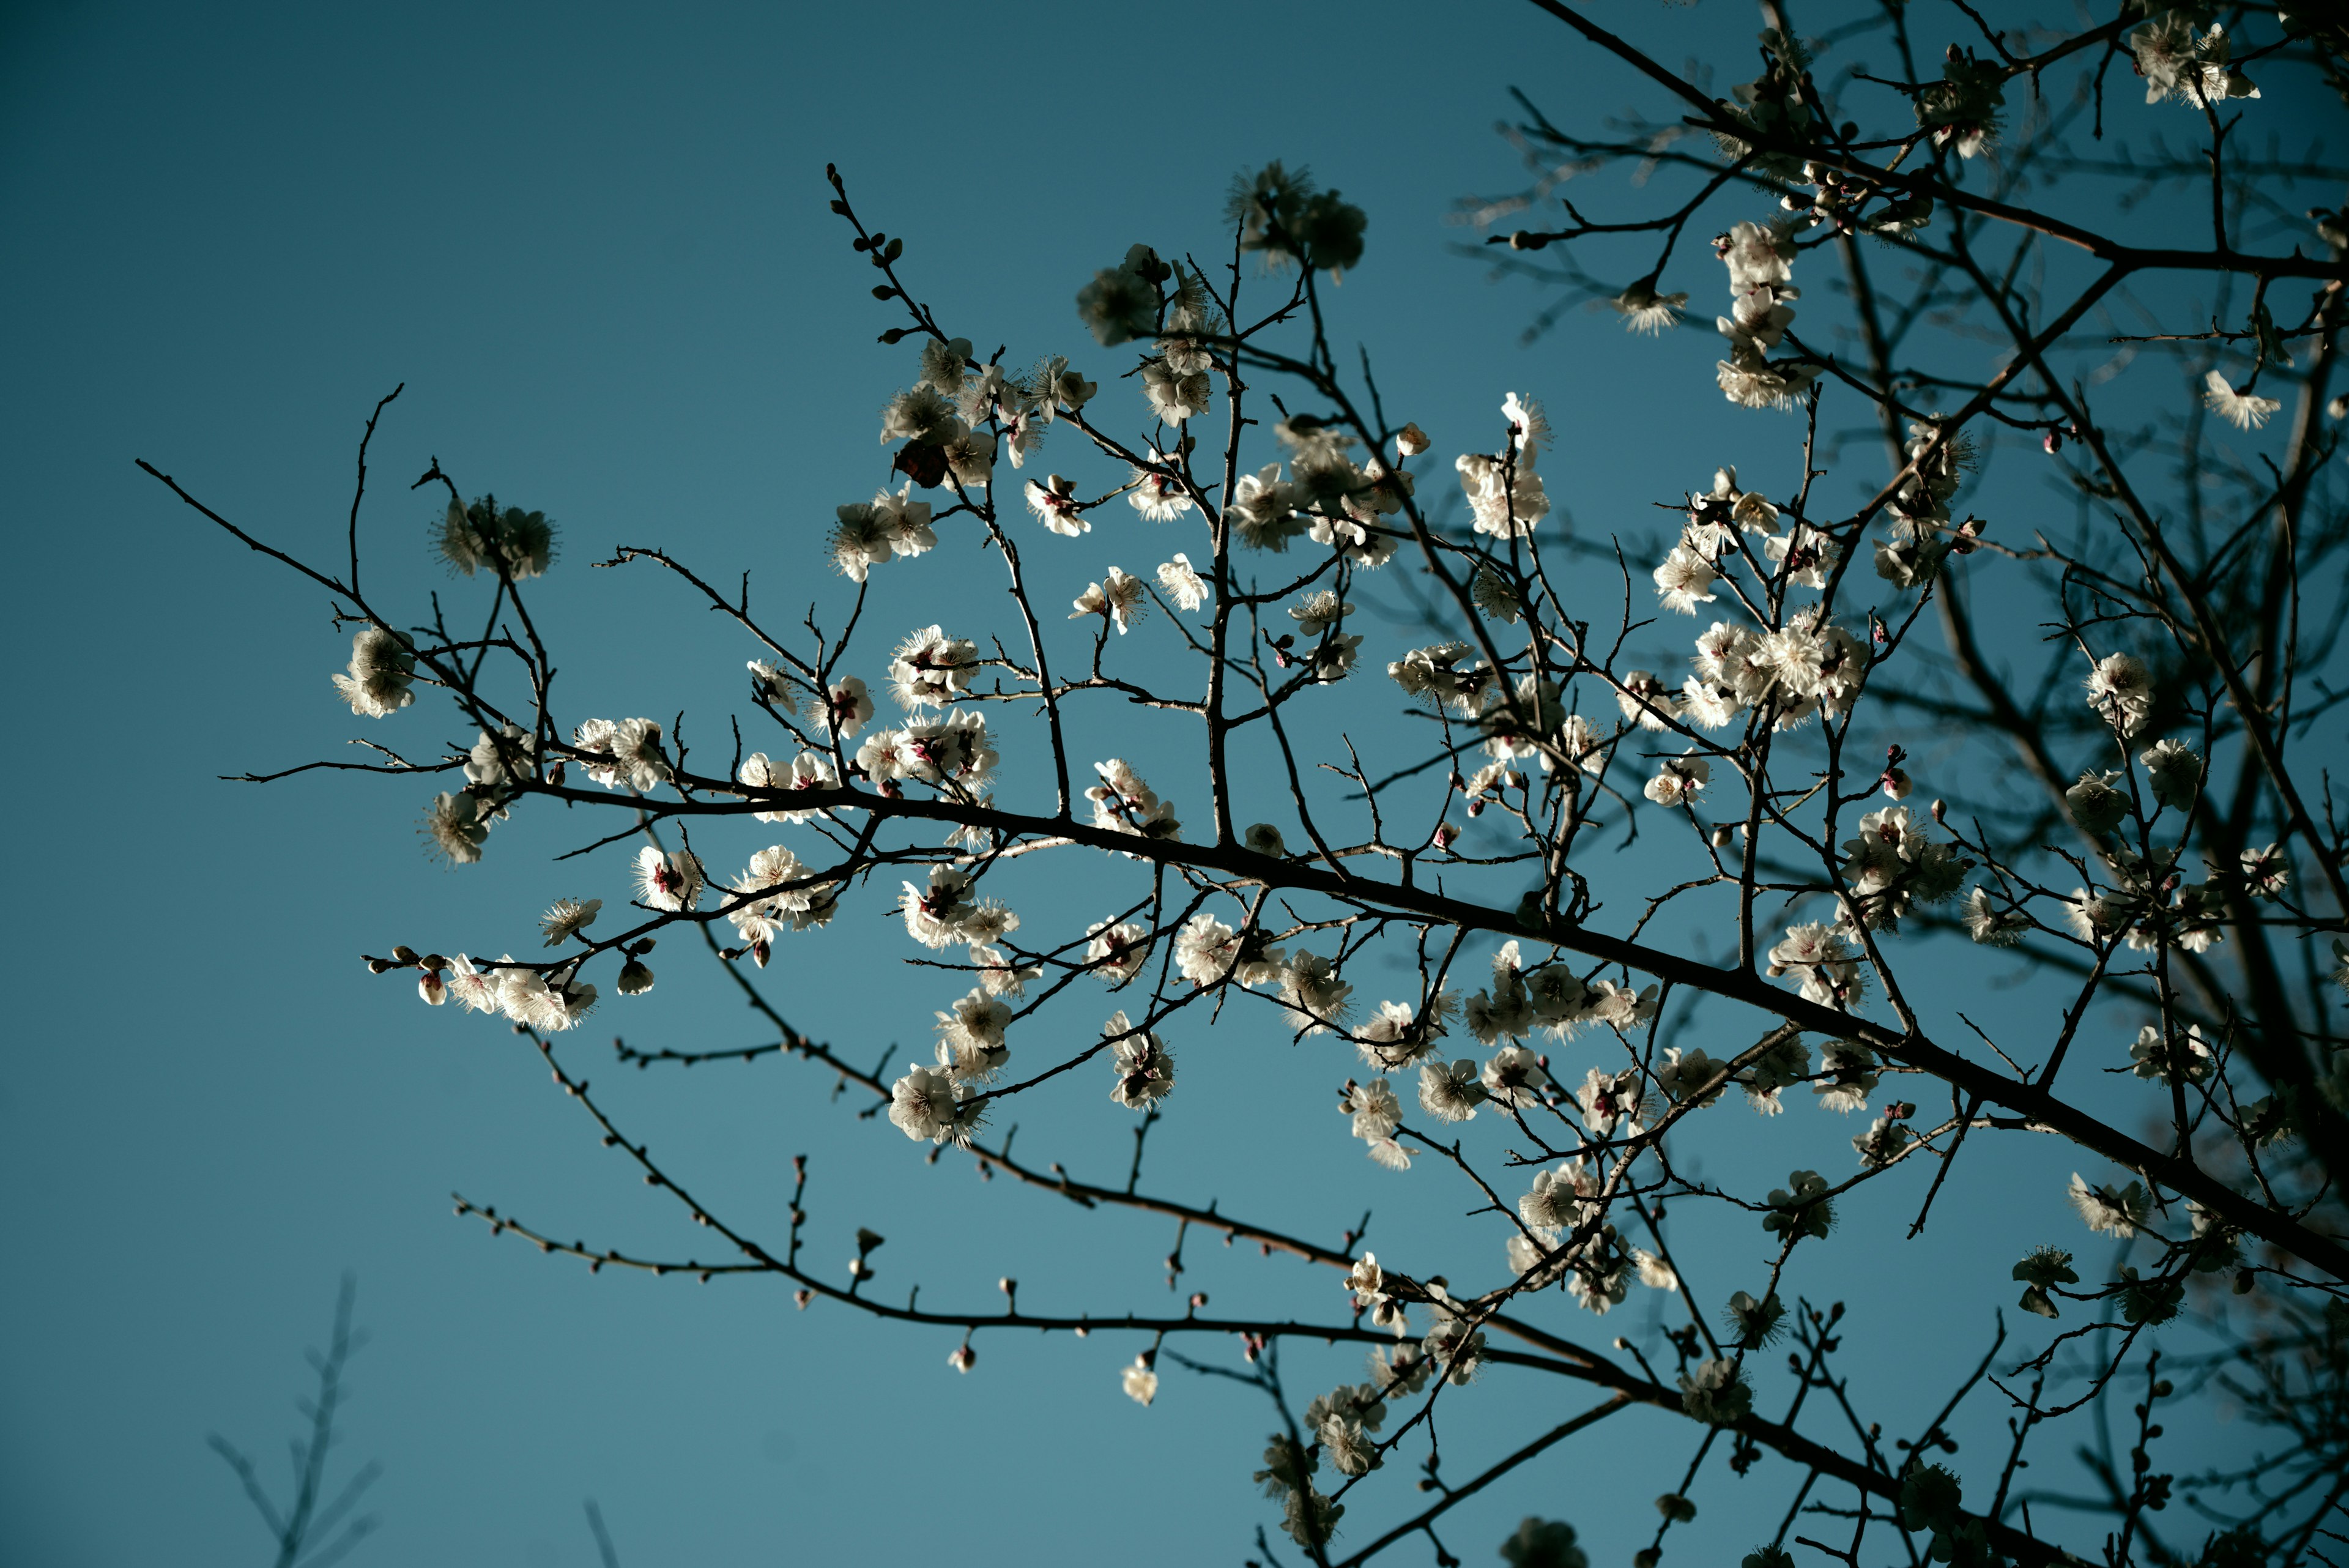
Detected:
left=2, top=2, right=2325, bottom=1565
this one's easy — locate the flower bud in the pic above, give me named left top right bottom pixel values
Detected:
left=1882, top=767, right=1912, bottom=801
left=418, top=971, right=448, bottom=1006
left=617, top=959, right=655, bottom=995
left=948, top=1344, right=976, bottom=1373
left=392, top=945, right=420, bottom=965
left=1395, top=422, right=1430, bottom=458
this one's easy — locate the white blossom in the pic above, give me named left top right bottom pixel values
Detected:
left=633, top=846, right=705, bottom=912
left=1416, top=1059, right=1486, bottom=1123
left=1105, top=1011, right=1176, bottom=1108
left=889, top=626, right=981, bottom=710
left=889, top=1063, right=980, bottom=1145
left=1085, top=920, right=1152, bottom=986
left=330, top=628, right=417, bottom=717
left=935, top=987, right=1012, bottom=1081
left=1156, top=553, right=1209, bottom=611
left=541, top=897, right=601, bottom=946
left=1023, top=474, right=1089, bottom=537
left=2069, top=1172, right=2150, bottom=1238
left=2084, top=652, right=2153, bottom=736
left=1278, top=951, right=1354, bottom=1036
left=1482, top=1044, right=1551, bottom=1109
left=1643, top=752, right=1710, bottom=807
left=1070, top=567, right=1149, bottom=633
left=1086, top=759, right=1179, bottom=842
left=1653, top=545, right=1719, bottom=613
left=2201, top=369, right=2280, bottom=430
left=573, top=718, right=672, bottom=792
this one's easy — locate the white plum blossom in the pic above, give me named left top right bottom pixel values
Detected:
left=1024, top=474, right=1089, bottom=537
left=573, top=718, right=672, bottom=792
left=1228, top=462, right=1299, bottom=551
left=2241, top=842, right=2289, bottom=899
left=1465, top=942, right=1535, bottom=1045
left=1767, top=921, right=1864, bottom=1008
left=900, top=864, right=978, bottom=949
left=1417, top=1059, right=1486, bottom=1122
left=1355, top=994, right=1453, bottom=1071
left=1342, top=1076, right=1409, bottom=1170
left=727, top=844, right=820, bottom=947
left=2140, top=739, right=2203, bottom=811
left=1278, top=951, right=1354, bottom=1036
left=1576, top=1066, right=1647, bottom=1137
left=1086, top=759, right=1179, bottom=843
left=1289, top=590, right=1351, bottom=638
left=331, top=627, right=417, bottom=717
left=935, top=987, right=1013, bottom=1081
left=1644, top=753, right=1710, bottom=807
left=1070, top=567, right=1149, bottom=633
left=1085, top=920, right=1152, bottom=986
left=1764, top=523, right=1839, bottom=589
left=1612, top=280, right=1689, bottom=333
left=1713, top=219, right=1821, bottom=409
left=2202, top=369, right=2280, bottom=431
left=1142, top=357, right=1211, bottom=425
left=1422, top=1313, right=1485, bottom=1386
left=540, top=898, right=601, bottom=946
left=2084, top=652, right=2153, bottom=736
left=2069, top=1172, right=2150, bottom=1238
left=2066, top=771, right=2129, bottom=836
left=2131, top=1023, right=2214, bottom=1085
left=633, top=846, right=704, bottom=912
left=828, top=484, right=935, bottom=580
left=1105, top=1012, right=1176, bottom=1109
left=1482, top=1044, right=1551, bottom=1109
left=889, top=626, right=981, bottom=710
left=811, top=676, right=874, bottom=741
left=413, top=789, right=491, bottom=864
left=1653, top=545, right=1719, bottom=613
left=1175, top=914, right=1283, bottom=989
left=1129, top=458, right=1195, bottom=522
left=1389, top=642, right=1494, bottom=713
left=1616, top=671, right=1678, bottom=732
left=1156, top=553, right=1209, bottom=611
left=1655, top=1047, right=1728, bottom=1107
left=1454, top=401, right=1551, bottom=539
left=1853, top=1115, right=1913, bottom=1168
left=2134, top=13, right=2259, bottom=108
left=889, top=1062, right=979, bottom=1145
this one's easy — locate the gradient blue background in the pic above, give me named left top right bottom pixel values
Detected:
left=4, top=2, right=2328, bottom=1565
